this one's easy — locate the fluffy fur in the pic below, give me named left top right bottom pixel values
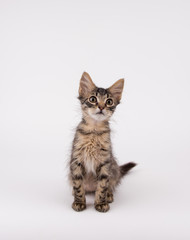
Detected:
left=69, top=72, right=136, bottom=212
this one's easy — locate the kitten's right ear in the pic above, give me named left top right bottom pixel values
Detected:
left=79, top=72, right=96, bottom=97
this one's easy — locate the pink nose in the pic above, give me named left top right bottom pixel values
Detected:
left=98, top=106, right=104, bottom=111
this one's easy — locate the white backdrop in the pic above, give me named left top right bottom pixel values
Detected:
left=0, top=0, right=190, bottom=239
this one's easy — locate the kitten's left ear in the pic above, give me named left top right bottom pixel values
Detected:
left=108, top=79, right=124, bottom=102
left=79, top=72, right=96, bottom=97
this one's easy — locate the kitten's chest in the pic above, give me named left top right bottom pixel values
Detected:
left=81, top=135, right=104, bottom=159
left=77, top=134, right=110, bottom=173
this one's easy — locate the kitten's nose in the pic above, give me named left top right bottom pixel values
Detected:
left=98, top=106, right=104, bottom=111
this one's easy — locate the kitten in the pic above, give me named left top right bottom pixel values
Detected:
left=69, top=72, right=136, bottom=212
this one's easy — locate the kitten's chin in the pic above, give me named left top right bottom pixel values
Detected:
left=88, top=112, right=109, bottom=122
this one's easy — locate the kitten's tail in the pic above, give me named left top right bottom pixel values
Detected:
left=120, top=162, right=137, bottom=178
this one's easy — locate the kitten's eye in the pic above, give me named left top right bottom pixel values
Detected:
left=89, top=96, right=97, bottom=103
left=106, top=99, right=113, bottom=106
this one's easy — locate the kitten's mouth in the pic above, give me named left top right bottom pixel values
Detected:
left=96, top=111, right=104, bottom=115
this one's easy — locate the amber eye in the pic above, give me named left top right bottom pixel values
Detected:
left=106, top=99, right=113, bottom=106
left=89, top=96, right=97, bottom=103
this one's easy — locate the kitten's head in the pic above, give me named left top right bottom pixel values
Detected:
left=78, top=72, right=124, bottom=122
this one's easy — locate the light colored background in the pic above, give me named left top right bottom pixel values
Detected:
left=0, top=0, right=190, bottom=239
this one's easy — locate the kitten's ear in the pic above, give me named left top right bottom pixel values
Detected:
left=79, top=72, right=96, bottom=97
left=108, top=79, right=124, bottom=102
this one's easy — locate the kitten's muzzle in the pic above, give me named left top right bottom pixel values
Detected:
left=96, top=108, right=105, bottom=115
left=96, top=111, right=104, bottom=115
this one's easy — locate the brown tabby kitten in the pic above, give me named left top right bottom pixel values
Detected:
left=69, top=72, right=136, bottom=212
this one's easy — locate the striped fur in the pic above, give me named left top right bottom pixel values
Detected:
left=69, top=72, right=136, bottom=212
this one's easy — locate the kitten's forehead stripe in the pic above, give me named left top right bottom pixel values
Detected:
left=97, top=88, right=107, bottom=96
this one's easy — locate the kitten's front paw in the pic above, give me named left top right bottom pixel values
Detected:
left=95, top=203, right=110, bottom=212
left=72, top=202, right=86, bottom=212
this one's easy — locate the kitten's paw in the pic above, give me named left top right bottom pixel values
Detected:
left=107, top=193, right=114, bottom=203
left=95, top=203, right=110, bottom=212
left=72, top=202, right=86, bottom=212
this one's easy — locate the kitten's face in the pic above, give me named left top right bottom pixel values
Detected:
left=78, top=72, right=124, bottom=122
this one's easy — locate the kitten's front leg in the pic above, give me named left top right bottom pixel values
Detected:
left=107, top=188, right=114, bottom=203
left=70, top=161, right=86, bottom=212
left=95, top=163, right=110, bottom=212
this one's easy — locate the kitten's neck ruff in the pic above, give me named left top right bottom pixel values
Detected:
left=82, top=115, right=109, bottom=131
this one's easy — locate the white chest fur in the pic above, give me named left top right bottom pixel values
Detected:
left=84, top=157, right=96, bottom=174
